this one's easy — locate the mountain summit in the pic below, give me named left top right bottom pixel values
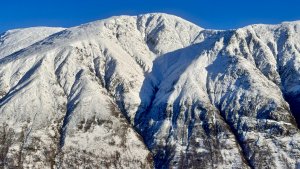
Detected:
left=0, top=13, right=300, bottom=169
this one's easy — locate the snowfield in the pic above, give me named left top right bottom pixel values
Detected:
left=0, top=13, right=300, bottom=169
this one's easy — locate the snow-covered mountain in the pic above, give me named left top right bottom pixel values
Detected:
left=0, top=13, right=300, bottom=169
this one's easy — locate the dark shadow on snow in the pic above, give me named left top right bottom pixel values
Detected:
left=133, top=31, right=233, bottom=168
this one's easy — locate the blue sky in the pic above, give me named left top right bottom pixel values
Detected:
left=1, top=0, right=300, bottom=33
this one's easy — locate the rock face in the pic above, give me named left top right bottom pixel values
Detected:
left=0, top=13, right=300, bottom=169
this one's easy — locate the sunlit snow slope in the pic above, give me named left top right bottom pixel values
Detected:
left=0, top=13, right=300, bottom=169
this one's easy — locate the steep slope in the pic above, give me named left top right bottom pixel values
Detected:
left=136, top=27, right=300, bottom=168
left=0, top=13, right=300, bottom=169
left=0, top=16, right=155, bottom=168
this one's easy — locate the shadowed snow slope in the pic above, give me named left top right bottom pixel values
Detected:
left=0, top=13, right=300, bottom=169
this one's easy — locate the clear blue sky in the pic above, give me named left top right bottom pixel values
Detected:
left=1, top=0, right=300, bottom=33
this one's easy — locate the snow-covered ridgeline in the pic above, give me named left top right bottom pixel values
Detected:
left=0, top=13, right=300, bottom=168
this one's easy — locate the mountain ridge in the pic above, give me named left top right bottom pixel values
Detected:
left=0, top=13, right=300, bottom=169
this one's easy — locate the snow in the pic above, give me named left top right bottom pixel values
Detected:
left=0, top=27, right=65, bottom=59
left=0, top=13, right=300, bottom=169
